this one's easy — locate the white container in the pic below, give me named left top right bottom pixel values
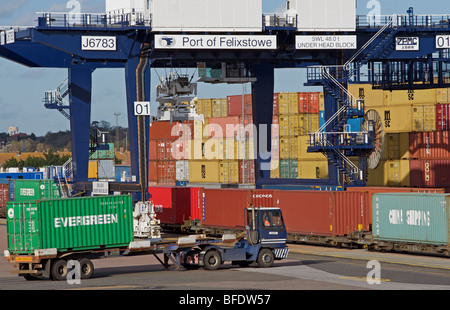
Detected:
left=288, top=0, right=356, bottom=32
left=98, top=160, right=115, bottom=179
left=150, top=0, right=263, bottom=32
left=176, top=160, right=189, bottom=182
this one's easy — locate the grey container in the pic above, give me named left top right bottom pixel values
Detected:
left=372, top=193, right=449, bottom=245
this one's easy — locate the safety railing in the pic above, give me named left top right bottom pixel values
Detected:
left=356, top=14, right=450, bottom=29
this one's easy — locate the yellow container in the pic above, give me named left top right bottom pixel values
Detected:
left=367, top=160, right=410, bottom=187
left=370, top=104, right=436, bottom=133
left=236, top=138, right=256, bottom=160
left=270, top=159, right=280, bottom=179
left=382, top=133, right=410, bottom=160
left=188, top=161, right=220, bottom=183
left=384, top=88, right=450, bottom=106
left=196, top=99, right=212, bottom=118
left=279, top=115, right=299, bottom=136
left=193, top=120, right=203, bottom=140
left=298, top=160, right=329, bottom=179
left=319, top=93, right=325, bottom=111
left=297, top=135, right=328, bottom=161
left=280, top=136, right=298, bottom=159
left=88, top=161, right=98, bottom=179
left=278, top=92, right=299, bottom=114
left=298, top=114, right=319, bottom=135
left=211, top=98, right=228, bottom=117
left=348, top=83, right=384, bottom=107
left=219, top=160, right=239, bottom=184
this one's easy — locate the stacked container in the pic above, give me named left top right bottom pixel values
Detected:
left=89, top=143, right=116, bottom=181
left=349, top=83, right=450, bottom=189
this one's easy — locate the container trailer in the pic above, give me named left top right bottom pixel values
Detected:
left=4, top=195, right=289, bottom=281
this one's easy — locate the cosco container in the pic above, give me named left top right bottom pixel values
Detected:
left=7, top=195, right=134, bottom=254
left=11, top=180, right=61, bottom=202
left=372, top=193, right=449, bottom=245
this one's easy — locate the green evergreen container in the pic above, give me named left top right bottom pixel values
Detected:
left=12, top=179, right=61, bottom=202
left=7, top=195, right=134, bottom=254
left=372, top=193, right=449, bottom=245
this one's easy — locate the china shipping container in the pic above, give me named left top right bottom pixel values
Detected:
left=7, top=195, right=134, bottom=254
left=410, top=159, right=450, bottom=188
left=372, top=193, right=450, bottom=247
left=149, top=187, right=202, bottom=227
left=409, top=131, right=450, bottom=159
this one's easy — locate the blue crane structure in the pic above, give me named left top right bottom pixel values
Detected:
left=1, top=7, right=450, bottom=200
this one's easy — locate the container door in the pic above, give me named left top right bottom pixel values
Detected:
left=7, top=202, right=40, bottom=254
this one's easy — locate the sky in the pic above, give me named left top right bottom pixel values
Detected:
left=1, top=0, right=450, bottom=136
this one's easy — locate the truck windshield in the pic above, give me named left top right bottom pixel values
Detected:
left=247, top=209, right=284, bottom=231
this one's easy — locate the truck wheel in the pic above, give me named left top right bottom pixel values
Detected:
left=257, top=249, right=274, bottom=268
left=51, top=259, right=68, bottom=281
left=78, top=258, right=94, bottom=279
left=203, top=251, right=221, bottom=271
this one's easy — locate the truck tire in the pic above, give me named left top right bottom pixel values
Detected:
left=257, top=249, right=274, bottom=268
left=203, top=250, right=221, bottom=271
left=51, top=259, right=69, bottom=281
left=78, top=258, right=94, bottom=279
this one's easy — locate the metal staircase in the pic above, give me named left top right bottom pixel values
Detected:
left=306, top=17, right=396, bottom=185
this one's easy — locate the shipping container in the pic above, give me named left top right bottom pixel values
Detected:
left=298, top=92, right=320, bottom=114
left=188, top=161, right=220, bottom=183
left=207, top=116, right=241, bottom=138
left=151, top=0, right=263, bottom=32
left=298, top=114, right=320, bottom=135
left=90, top=143, right=115, bottom=160
left=410, top=159, right=450, bottom=188
left=150, top=121, right=192, bottom=140
left=11, top=179, right=61, bottom=202
left=227, top=94, right=253, bottom=116
left=149, top=160, right=176, bottom=184
left=436, top=103, right=450, bottom=130
left=370, top=104, right=436, bottom=133
left=98, top=160, right=115, bottom=180
left=382, top=133, right=410, bottom=160
left=0, top=183, right=8, bottom=218
left=298, top=160, right=329, bottom=179
left=280, top=136, right=298, bottom=159
left=280, top=159, right=298, bottom=179
left=348, top=83, right=384, bottom=107
left=278, top=92, right=299, bottom=115
left=367, top=160, right=410, bottom=187
left=219, top=160, right=239, bottom=184
left=148, top=187, right=202, bottom=226
left=7, top=195, right=134, bottom=254
left=372, top=193, right=449, bottom=245
left=239, top=160, right=255, bottom=184
left=270, top=159, right=280, bottom=179
left=211, top=98, right=228, bottom=117
left=115, top=165, right=131, bottom=182
left=273, top=191, right=370, bottom=237
left=273, top=94, right=279, bottom=115
left=279, top=115, right=300, bottom=137
left=176, top=160, right=189, bottom=182
left=384, top=88, right=450, bottom=106
left=409, top=131, right=450, bottom=159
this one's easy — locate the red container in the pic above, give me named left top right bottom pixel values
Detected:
left=150, top=121, right=193, bottom=140
left=410, top=159, right=450, bottom=187
left=207, top=116, right=241, bottom=138
left=273, top=94, right=279, bottom=115
left=298, top=92, right=320, bottom=114
left=0, top=183, right=8, bottom=217
left=272, top=191, right=370, bottom=236
left=251, top=189, right=276, bottom=208
left=409, top=131, right=450, bottom=159
left=239, top=160, right=255, bottom=184
left=149, top=187, right=203, bottom=225
left=436, top=104, right=450, bottom=131
left=148, top=161, right=176, bottom=184
left=202, top=189, right=251, bottom=228
left=227, top=95, right=253, bottom=116
left=149, top=140, right=157, bottom=161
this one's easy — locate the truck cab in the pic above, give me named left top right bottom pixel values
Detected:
left=195, top=206, right=289, bottom=270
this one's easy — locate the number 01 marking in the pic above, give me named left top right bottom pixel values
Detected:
left=134, top=102, right=151, bottom=116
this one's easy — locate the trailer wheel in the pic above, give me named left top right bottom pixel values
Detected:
left=78, top=258, right=94, bottom=279
left=203, top=250, right=221, bottom=271
left=257, top=249, right=274, bottom=268
left=51, top=259, right=69, bottom=281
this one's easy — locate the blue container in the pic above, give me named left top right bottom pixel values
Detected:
left=115, top=165, right=131, bottom=182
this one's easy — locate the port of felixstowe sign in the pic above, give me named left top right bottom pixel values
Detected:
left=296, top=35, right=357, bottom=50
left=155, top=35, right=277, bottom=50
